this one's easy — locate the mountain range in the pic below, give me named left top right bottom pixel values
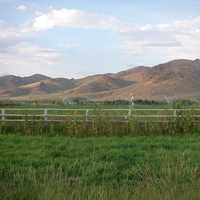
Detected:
left=1, top=59, right=200, bottom=101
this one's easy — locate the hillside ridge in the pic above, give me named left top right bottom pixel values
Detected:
left=1, top=59, right=200, bottom=100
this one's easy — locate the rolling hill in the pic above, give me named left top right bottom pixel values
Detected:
left=1, top=59, right=200, bottom=101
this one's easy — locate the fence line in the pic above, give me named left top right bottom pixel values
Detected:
left=0, top=108, right=200, bottom=123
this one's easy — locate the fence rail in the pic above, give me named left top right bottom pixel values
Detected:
left=0, top=108, right=200, bottom=123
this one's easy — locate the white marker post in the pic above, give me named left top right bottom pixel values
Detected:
left=131, top=96, right=135, bottom=108
left=129, top=96, right=135, bottom=119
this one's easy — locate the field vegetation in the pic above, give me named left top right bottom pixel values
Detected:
left=1, top=99, right=200, bottom=199
left=1, top=135, right=200, bottom=200
left=1, top=106, right=200, bottom=137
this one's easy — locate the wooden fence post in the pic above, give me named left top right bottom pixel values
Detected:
left=174, top=110, right=177, bottom=118
left=85, top=109, right=89, bottom=121
left=1, top=109, right=5, bottom=121
left=128, top=109, right=132, bottom=118
left=44, top=109, right=48, bottom=121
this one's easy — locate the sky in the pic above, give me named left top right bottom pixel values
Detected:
left=0, top=0, right=200, bottom=78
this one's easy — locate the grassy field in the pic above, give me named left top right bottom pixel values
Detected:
left=1, top=101, right=200, bottom=199
left=1, top=135, right=200, bottom=199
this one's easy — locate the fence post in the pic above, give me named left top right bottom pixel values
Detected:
left=85, top=109, right=89, bottom=121
left=1, top=109, right=5, bottom=121
left=44, top=109, right=48, bottom=121
left=128, top=109, right=132, bottom=119
left=173, top=110, right=177, bottom=118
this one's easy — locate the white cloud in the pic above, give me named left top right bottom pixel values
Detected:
left=0, top=25, right=25, bottom=53
left=0, top=42, right=64, bottom=76
left=26, top=8, right=120, bottom=32
left=25, top=8, right=200, bottom=60
left=119, top=16, right=200, bottom=59
left=16, top=5, right=28, bottom=11
left=1, top=7, right=200, bottom=76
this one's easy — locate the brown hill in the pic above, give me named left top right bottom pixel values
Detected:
left=64, top=74, right=133, bottom=97
left=1, top=59, right=200, bottom=101
left=0, top=75, right=77, bottom=97
left=106, top=59, right=200, bottom=100
left=0, top=74, right=48, bottom=90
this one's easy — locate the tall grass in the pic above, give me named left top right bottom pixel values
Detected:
left=1, top=154, right=200, bottom=200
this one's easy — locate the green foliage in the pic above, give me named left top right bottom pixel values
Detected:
left=0, top=135, right=200, bottom=199
left=172, top=99, right=198, bottom=109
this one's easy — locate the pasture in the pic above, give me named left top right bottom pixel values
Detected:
left=1, top=101, right=200, bottom=199
left=1, top=135, right=200, bottom=200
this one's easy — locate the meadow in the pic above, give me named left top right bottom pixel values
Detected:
left=1, top=100, right=200, bottom=199
left=1, top=135, right=200, bottom=200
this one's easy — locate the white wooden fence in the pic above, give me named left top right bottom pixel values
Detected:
left=0, top=108, right=200, bottom=123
